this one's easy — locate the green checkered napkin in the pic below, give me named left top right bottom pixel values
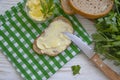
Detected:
left=0, top=1, right=91, bottom=80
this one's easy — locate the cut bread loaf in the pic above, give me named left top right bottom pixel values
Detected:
left=33, top=16, right=74, bottom=56
left=69, top=0, right=113, bottom=19
left=60, top=0, right=75, bottom=14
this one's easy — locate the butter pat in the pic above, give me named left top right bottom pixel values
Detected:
left=36, top=20, right=73, bottom=54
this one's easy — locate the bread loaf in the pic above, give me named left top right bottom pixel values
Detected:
left=60, top=0, right=75, bottom=14
left=33, top=16, right=74, bottom=56
left=69, top=0, right=113, bottom=19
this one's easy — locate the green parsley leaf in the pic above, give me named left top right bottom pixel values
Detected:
left=71, top=65, right=81, bottom=75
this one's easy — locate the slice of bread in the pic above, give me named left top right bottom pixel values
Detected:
left=60, top=0, right=75, bottom=14
left=69, top=0, right=113, bottom=19
left=33, top=16, right=74, bottom=56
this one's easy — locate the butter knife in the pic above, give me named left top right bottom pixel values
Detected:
left=64, top=32, right=120, bottom=80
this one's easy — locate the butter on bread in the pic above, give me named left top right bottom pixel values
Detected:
left=33, top=16, right=73, bottom=56
left=60, top=0, right=75, bottom=14
left=69, top=0, right=113, bottom=19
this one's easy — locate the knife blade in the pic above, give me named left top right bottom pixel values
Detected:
left=64, top=32, right=120, bottom=80
left=63, top=32, right=94, bottom=58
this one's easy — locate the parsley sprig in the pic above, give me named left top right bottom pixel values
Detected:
left=40, top=0, right=55, bottom=18
left=92, top=0, right=120, bottom=65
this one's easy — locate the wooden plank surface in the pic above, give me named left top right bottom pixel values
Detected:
left=0, top=0, right=119, bottom=80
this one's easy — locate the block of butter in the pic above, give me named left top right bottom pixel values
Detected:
left=33, top=16, right=74, bottom=56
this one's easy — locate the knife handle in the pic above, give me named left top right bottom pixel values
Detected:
left=91, top=54, right=120, bottom=80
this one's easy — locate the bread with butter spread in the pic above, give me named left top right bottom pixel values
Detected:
left=33, top=16, right=74, bottom=56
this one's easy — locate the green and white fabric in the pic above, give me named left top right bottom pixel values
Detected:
left=0, top=1, right=91, bottom=80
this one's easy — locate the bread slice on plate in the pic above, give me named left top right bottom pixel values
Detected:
left=60, top=0, right=75, bottom=14
left=69, top=0, right=113, bottom=19
left=33, top=16, right=74, bottom=56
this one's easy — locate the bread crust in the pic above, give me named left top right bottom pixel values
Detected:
left=69, top=0, right=114, bottom=19
left=60, top=0, right=75, bottom=15
left=33, top=16, right=73, bottom=56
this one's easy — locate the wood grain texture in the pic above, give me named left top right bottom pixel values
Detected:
left=0, top=0, right=119, bottom=80
left=91, top=54, right=120, bottom=80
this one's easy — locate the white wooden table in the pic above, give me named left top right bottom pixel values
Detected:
left=0, top=0, right=119, bottom=80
